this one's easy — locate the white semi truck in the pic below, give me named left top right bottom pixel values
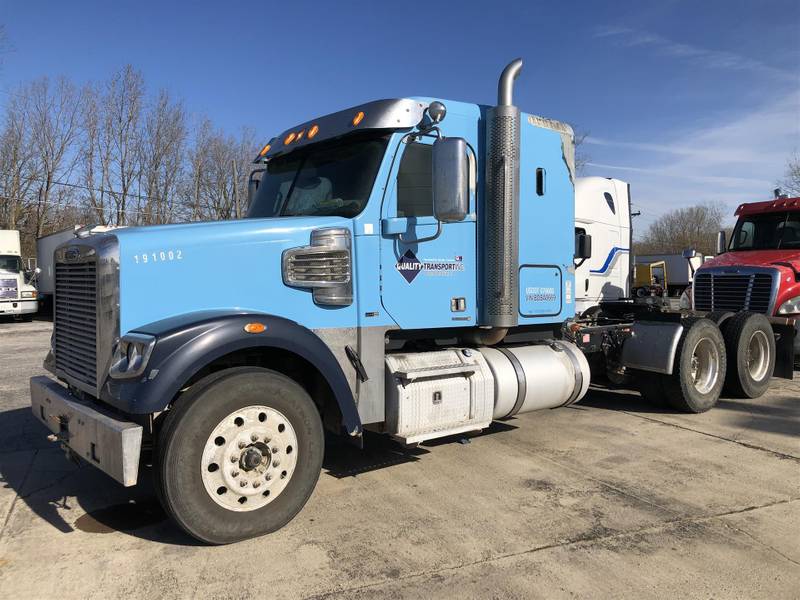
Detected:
left=0, top=230, right=38, bottom=319
left=574, top=177, right=631, bottom=315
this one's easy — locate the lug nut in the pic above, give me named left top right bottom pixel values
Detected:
left=230, top=455, right=238, bottom=463
left=272, top=447, right=279, bottom=454
left=253, top=481, right=261, bottom=489
left=238, top=441, right=247, bottom=449
left=240, top=480, right=248, bottom=488
left=272, top=460, right=280, bottom=468
left=264, top=437, right=271, bottom=444
left=251, top=434, right=258, bottom=442
left=232, top=470, right=239, bottom=478
left=265, top=474, right=272, bottom=481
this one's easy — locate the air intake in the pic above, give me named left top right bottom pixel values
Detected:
left=282, top=227, right=353, bottom=306
left=481, top=58, right=522, bottom=328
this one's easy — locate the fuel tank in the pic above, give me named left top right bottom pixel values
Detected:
left=480, top=342, right=590, bottom=419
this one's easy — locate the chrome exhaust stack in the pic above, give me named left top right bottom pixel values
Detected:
left=481, top=58, right=522, bottom=329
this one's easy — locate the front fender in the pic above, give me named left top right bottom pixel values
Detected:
left=101, top=310, right=361, bottom=435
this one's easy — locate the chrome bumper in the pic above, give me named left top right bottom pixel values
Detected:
left=30, top=376, right=142, bottom=486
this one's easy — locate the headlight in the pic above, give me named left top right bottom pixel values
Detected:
left=21, top=290, right=37, bottom=299
left=110, top=333, right=156, bottom=379
left=777, top=295, right=800, bottom=315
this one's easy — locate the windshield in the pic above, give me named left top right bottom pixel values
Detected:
left=248, top=132, right=390, bottom=219
left=729, top=211, right=800, bottom=251
left=0, top=255, right=23, bottom=273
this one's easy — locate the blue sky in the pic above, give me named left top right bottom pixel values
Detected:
left=1, top=0, right=798, bottom=232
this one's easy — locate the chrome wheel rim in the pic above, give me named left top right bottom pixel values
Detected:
left=746, top=330, right=770, bottom=382
left=201, top=405, right=298, bottom=512
left=689, top=337, right=719, bottom=395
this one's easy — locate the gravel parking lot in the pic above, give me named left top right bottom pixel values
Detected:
left=1, top=318, right=798, bottom=599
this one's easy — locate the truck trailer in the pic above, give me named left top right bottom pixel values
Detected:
left=29, top=60, right=796, bottom=544
left=0, top=230, right=38, bottom=319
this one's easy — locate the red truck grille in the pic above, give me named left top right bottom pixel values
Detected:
left=693, top=271, right=774, bottom=314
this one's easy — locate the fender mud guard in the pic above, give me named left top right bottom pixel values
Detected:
left=620, top=321, right=684, bottom=375
left=103, top=311, right=362, bottom=436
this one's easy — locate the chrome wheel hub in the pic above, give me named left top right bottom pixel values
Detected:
left=201, top=405, right=298, bottom=512
left=745, top=330, right=769, bottom=382
left=689, top=338, right=719, bottom=395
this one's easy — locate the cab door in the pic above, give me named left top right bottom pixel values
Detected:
left=379, top=137, right=477, bottom=329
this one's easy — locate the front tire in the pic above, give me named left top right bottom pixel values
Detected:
left=156, top=367, right=324, bottom=544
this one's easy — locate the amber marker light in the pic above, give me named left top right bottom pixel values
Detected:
left=296, top=129, right=306, bottom=141
left=352, top=111, right=365, bottom=126
left=258, top=143, right=271, bottom=156
left=244, top=322, right=267, bottom=334
left=284, top=132, right=297, bottom=145
left=308, top=124, right=319, bottom=139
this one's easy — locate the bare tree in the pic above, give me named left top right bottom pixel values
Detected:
left=138, top=90, right=187, bottom=224
left=186, top=119, right=255, bottom=221
left=573, top=128, right=590, bottom=175
left=778, top=152, right=800, bottom=197
left=0, top=86, right=39, bottom=230
left=26, top=77, right=83, bottom=238
left=101, top=65, right=145, bottom=225
left=634, top=203, right=725, bottom=256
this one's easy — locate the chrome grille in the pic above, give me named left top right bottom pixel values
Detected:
left=694, top=271, right=774, bottom=313
left=285, top=250, right=350, bottom=284
left=54, top=259, right=97, bottom=388
left=0, top=278, right=17, bottom=299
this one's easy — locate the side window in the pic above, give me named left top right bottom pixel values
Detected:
left=397, top=142, right=433, bottom=217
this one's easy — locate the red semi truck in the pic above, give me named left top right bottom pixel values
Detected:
left=688, top=195, right=799, bottom=392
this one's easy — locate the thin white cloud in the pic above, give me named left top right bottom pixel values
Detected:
left=585, top=91, right=800, bottom=234
left=594, top=26, right=797, bottom=82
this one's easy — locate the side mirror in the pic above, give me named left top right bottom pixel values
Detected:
left=432, top=137, right=469, bottom=222
left=716, top=230, right=726, bottom=255
left=575, top=232, right=592, bottom=260
left=682, top=248, right=697, bottom=259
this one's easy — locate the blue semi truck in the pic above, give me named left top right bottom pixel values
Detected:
left=30, top=60, right=796, bottom=544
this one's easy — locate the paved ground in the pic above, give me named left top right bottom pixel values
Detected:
left=0, top=318, right=798, bottom=599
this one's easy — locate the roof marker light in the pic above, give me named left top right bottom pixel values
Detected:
left=284, top=132, right=297, bottom=145
left=258, top=143, right=271, bottom=156
left=296, top=129, right=306, bottom=141
left=308, top=124, right=319, bottom=139
left=352, top=111, right=365, bottom=126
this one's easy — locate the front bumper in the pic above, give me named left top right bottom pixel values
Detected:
left=30, top=376, right=142, bottom=486
left=0, top=299, right=37, bottom=315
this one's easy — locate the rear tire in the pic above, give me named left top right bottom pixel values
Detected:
left=156, top=367, right=324, bottom=544
left=662, top=318, right=726, bottom=413
left=722, top=312, right=775, bottom=399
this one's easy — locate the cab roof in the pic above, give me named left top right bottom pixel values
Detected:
left=735, top=197, right=800, bottom=216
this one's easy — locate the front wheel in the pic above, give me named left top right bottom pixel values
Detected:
left=156, top=367, right=324, bottom=544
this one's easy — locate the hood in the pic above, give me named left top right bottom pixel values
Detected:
left=112, top=216, right=356, bottom=333
left=701, top=249, right=800, bottom=270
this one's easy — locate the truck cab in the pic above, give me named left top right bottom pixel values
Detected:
left=0, top=230, right=38, bottom=319
left=693, top=197, right=800, bottom=356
